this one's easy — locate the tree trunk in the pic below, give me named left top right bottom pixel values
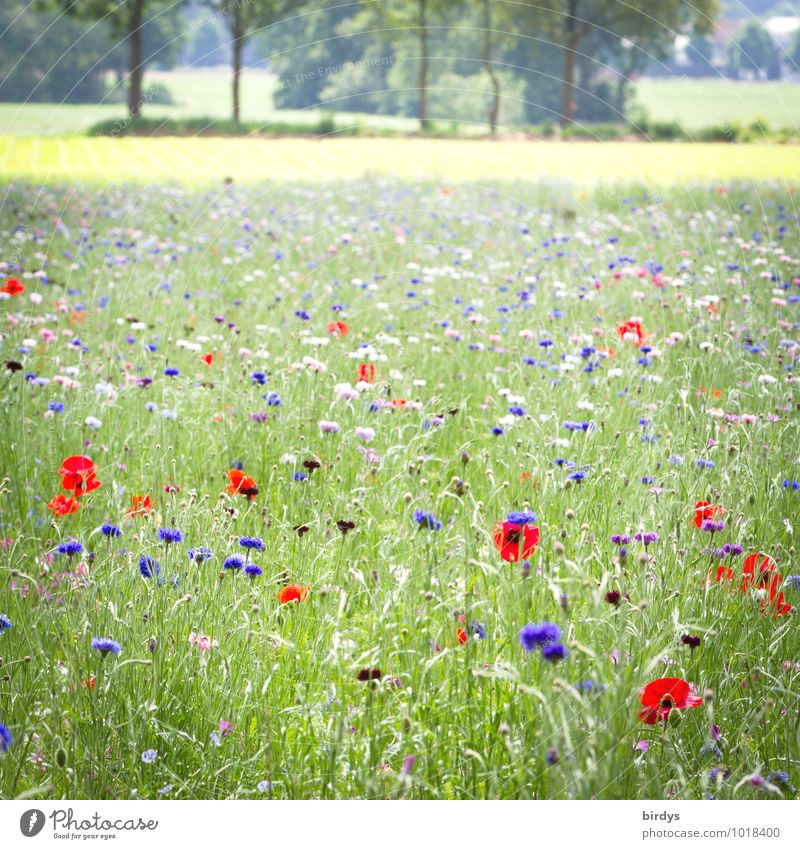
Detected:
left=483, top=0, right=500, bottom=135
left=560, top=0, right=579, bottom=128
left=419, top=0, right=429, bottom=131
left=127, top=0, right=145, bottom=119
left=616, top=76, right=626, bottom=116
left=231, top=5, right=244, bottom=122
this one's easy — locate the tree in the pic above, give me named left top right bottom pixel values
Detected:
left=271, top=4, right=369, bottom=111
left=207, top=1, right=293, bottom=123
left=475, top=0, right=519, bottom=135
left=46, top=0, right=183, bottom=119
left=532, top=1, right=718, bottom=127
left=1, top=1, right=122, bottom=103
left=687, top=32, right=714, bottom=76
left=728, top=21, right=778, bottom=79
left=347, top=0, right=454, bottom=131
left=789, top=27, right=800, bottom=76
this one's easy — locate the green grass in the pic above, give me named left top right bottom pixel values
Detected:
left=0, top=70, right=423, bottom=138
left=0, top=177, right=798, bottom=800
left=3, top=70, right=800, bottom=138
left=0, top=136, right=799, bottom=185
left=633, top=78, right=800, bottom=133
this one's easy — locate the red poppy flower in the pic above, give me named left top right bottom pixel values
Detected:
left=694, top=500, right=725, bottom=529
left=200, top=353, right=214, bottom=366
left=1, top=277, right=25, bottom=296
left=709, top=564, right=735, bottom=584
left=616, top=320, right=646, bottom=347
left=58, top=455, right=101, bottom=496
left=638, top=677, right=702, bottom=725
left=358, top=363, right=375, bottom=383
left=493, top=520, right=540, bottom=563
left=741, top=552, right=777, bottom=593
left=226, top=469, right=258, bottom=499
left=48, top=493, right=80, bottom=516
left=742, top=553, right=793, bottom=616
left=766, top=591, right=793, bottom=617
left=457, top=627, right=468, bottom=645
left=277, top=584, right=310, bottom=604
left=326, top=321, right=349, bottom=337
left=126, top=494, right=153, bottom=516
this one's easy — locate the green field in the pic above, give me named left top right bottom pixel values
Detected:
left=1, top=135, right=799, bottom=185
left=2, top=71, right=800, bottom=138
left=0, top=70, right=419, bottom=137
left=633, top=78, right=800, bottom=133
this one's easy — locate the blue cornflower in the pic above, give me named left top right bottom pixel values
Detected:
left=91, top=637, right=121, bottom=655
left=541, top=643, right=569, bottom=663
left=634, top=531, right=659, bottom=545
left=569, top=471, right=587, bottom=482
left=164, top=367, right=180, bottom=377
left=0, top=723, right=12, bottom=752
left=641, top=476, right=655, bottom=485
left=508, top=405, right=525, bottom=416
left=266, top=392, right=281, bottom=407
left=157, top=528, right=183, bottom=544
left=413, top=509, right=442, bottom=531
left=708, top=767, right=730, bottom=784
left=784, top=575, right=800, bottom=589
left=491, top=427, right=504, bottom=436
left=188, top=547, right=213, bottom=563
left=696, top=458, right=715, bottom=469
left=783, top=480, right=800, bottom=491
left=49, top=401, right=65, bottom=413
left=101, top=523, right=121, bottom=538
left=668, top=455, right=684, bottom=466
left=519, top=622, right=561, bottom=652
left=223, top=555, right=245, bottom=571
left=293, top=472, right=308, bottom=482
left=56, top=540, right=83, bottom=556
left=699, top=743, right=722, bottom=759
left=574, top=680, right=606, bottom=694
left=0, top=614, right=11, bottom=635
left=251, top=372, right=267, bottom=385
left=507, top=510, right=537, bottom=526
left=141, top=749, right=158, bottom=764
left=139, top=556, right=160, bottom=578
left=245, top=564, right=263, bottom=578
left=257, top=780, right=272, bottom=792
left=468, top=620, right=487, bottom=639
left=238, top=536, right=264, bottom=550
left=294, top=310, right=311, bottom=320
left=767, top=772, right=795, bottom=792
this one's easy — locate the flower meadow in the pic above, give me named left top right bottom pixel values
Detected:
left=0, top=179, right=798, bottom=801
